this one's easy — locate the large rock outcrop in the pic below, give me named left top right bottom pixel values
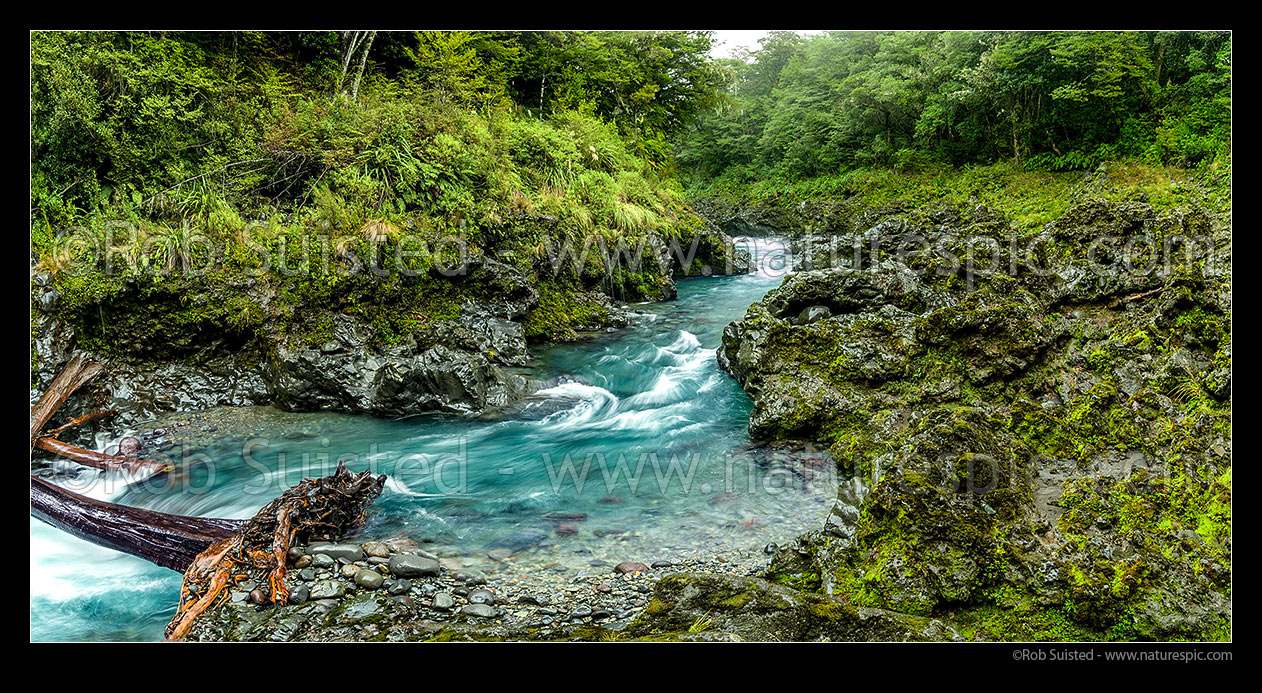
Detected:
left=696, top=197, right=1231, bottom=641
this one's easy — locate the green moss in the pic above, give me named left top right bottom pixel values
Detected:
left=521, top=280, right=612, bottom=342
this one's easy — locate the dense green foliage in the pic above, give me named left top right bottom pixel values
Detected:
left=31, top=30, right=732, bottom=351
left=677, top=31, right=1231, bottom=183
left=31, top=30, right=724, bottom=227
left=28, top=29, right=1232, bottom=350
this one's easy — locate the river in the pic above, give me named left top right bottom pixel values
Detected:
left=30, top=237, right=836, bottom=641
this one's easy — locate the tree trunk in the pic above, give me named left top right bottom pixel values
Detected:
left=348, top=31, right=376, bottom=100
left=31, top=476, right=241, bottom=572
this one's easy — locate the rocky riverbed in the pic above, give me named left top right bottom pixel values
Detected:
left=186, top=531, right=963, bottom=642
left=183, top=535, right=765, bottom=641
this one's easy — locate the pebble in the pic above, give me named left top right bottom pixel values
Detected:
left=468, top=588, right=495, bottom=605
left=309, top=543, right=365, bottom=562
left=299, top=568, right=316, bottom=581
left=294, top=555, right=313, bottom=569
left=340, top=564, right=360, bottom=578
left=380, top=536, right=419, bottom=552
left=614, top=562, right=650, bottom=574
left=388, top=554, right=441, bottom=578
left=453, top=570, right=487, bottom=586
left=288, top=585, right=309, bottom=604
left=461, top=604, right=499, bottom=618
left=354, top=569, right=384, bottom=589
left=309, top=580, right=346, bottom=599
left=432, top=593, right=455, bottom=610
left=361, top=541, right=391, bottom=558
left=311, top=554, right=335, bottom=570
left=387, top=579, right=412, bottom=596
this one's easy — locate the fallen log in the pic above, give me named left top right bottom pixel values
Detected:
left=34, top=436, right=173, bottom=475
left=30, top=354, right=387, bottom=640
left=30, top=476, right=242, bottom=571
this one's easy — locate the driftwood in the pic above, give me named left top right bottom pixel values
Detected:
left=165, top=462, right=384, bottom=639
left=30, top=354, right=387, bottom=640
left=30, top=355, right=170, bottom=474
left=30, top=354, right=102, bottom=443
left=30, top=355, right=232, bottom=568
left=30, top=476, right=242, bottom=570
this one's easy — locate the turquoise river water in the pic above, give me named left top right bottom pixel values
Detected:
left=30, top=238, right=837, bottom=641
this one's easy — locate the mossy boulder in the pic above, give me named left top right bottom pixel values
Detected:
left=710, top=197, right=1231, bottom=641
left=624, top=572, right=961, bottom=641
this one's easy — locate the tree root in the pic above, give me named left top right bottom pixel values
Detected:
left=165, top=462, right=385, bottom=640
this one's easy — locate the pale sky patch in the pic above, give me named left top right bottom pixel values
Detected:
left=708, top=30, right=825, bottom=61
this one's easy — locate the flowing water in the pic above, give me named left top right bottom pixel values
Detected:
left=30, top=237, right=836, bottom=641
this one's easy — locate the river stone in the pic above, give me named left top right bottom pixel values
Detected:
left=461, top=603, right=499, bottom=618
left=340, top=563, right=359, bottom=578
left=389, top=554, right=441, bottom=578
left=468, top=588, right=495, bottom=604
left=380, top=536, right=419, bottom=553
left=361, top=541, right=390, bottom=558
left=614, top=562, right=650, bottom=574
left=288, top=585, right=309, bottom=605
left=453, top=570, right=487, bottom=585
left=293, top=554, right=313, bottom=569
left=387, top=579, right=412, bottom=596
left=299, top=567, right=316, bottom=581
left=432, top=593, right=455, bottom=610
left=309, top=580, right=346, bottom=600
left=353, top=569, right=384, bottom=589
left=309, top=543, right=365, bottom=562
left=311, top=554, right=336, bottom=570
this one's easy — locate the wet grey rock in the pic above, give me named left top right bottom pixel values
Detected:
left=389, top=554, right=441, bottom=578
left=454, top=570, right=487, bottom=586
left=460, top=604, right=499, bottom=618
left=468, top=589, right=495, bottom=605
left=432, top=593, right=455, bottom=611
left=354, top=569, right=384, bottom=589
left=309, top=580, right=346, bottom=600
left=288, top=585, right=309, bottom=605
left=309, top=543, right=364, bottom=562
